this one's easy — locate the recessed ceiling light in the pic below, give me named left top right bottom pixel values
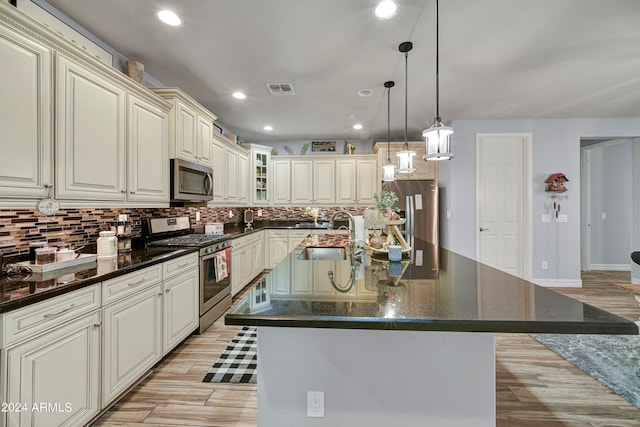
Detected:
left=357, top=89, right=374, bottom=97
left=232, top=91, right=247, bottom=100
left=374, top=1, right=398, bottom=20
left=264, top=125, right=273, bottom=131
left=156, top=10, right=182, bottom=26
left=353, top=124, right=363, bottom=130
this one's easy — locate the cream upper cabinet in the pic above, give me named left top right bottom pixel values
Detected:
left=0, top=19, right=53, bottom=199
left=272, top=160, right=291, bottom=204
left=270, top=155, right=377, bottom=206
left=373, top=141, right=438, bottom=180
left=55, top=53, right=127, bottom=200
left=313, top=160, right=335, bottom=204
left=127, top=93, right=170, bottom=203
left=238, top=151, right=249, bottom=203
left=151, top=88, right=217, bottom=167
left=355, top=158, right=377, bottom=204
left=209, top=133, right=248, bottom=206
left=243, top=144, right=272, bottom=205
left=291, top=160, right=313, bottom=204
left=335, top=157, right=378, bottom=205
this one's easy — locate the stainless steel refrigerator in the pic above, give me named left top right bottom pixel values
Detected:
left=383, top=180, right=439, bottom=277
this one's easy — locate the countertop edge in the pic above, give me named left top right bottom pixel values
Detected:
left=0, top=247, right=198, bottom=313
left=224, top=315, right=640, bottom=335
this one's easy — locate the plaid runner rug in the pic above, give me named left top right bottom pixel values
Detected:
left=203, top=327, right=257, bottom=384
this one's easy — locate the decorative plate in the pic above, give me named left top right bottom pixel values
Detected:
left=37, top=197, right=60, bottom=216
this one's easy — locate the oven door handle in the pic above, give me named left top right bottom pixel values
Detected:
left=201, top=248, right=230, bottom=262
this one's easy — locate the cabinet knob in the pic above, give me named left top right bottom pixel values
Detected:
left=166, top=288, right=171, bottom=293
left=130, top=191, right=136, bottom=195
left=121, top=190, right=126, bottom=194
left=93, top=323, right=101, bottom=328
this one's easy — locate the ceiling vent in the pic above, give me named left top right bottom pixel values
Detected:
left=267, top=83, right=296, bottom=96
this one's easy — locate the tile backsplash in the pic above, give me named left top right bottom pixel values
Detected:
left=0, top=206, right=363, bottom=256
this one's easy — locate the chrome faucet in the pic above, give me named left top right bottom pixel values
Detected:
left=328, top=210, right=360, bottom=293
left=329, top=210, right=355, bottom=246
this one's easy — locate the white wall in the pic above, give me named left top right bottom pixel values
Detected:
left=442, top=118, right=640, bottom=285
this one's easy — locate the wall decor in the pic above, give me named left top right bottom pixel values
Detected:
left=311, top=141, right=336, bottom=152
left=545, top=173, right=569, bottom=192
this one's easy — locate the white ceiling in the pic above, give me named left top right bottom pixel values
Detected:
left=43, top=0, right=640, bottom=143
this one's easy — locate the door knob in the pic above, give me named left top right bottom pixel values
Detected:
left=479, top=227, right=490, bottom=231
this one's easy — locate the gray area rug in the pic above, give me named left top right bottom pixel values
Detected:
left=531, top=333, right=640, bottom=408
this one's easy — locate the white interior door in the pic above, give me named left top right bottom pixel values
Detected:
left=476, top=133, right=531, bottom=278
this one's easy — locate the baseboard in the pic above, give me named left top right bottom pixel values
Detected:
left=589, top=263, right=631, bottom=271
left=532, top=278, right=583, bottom=288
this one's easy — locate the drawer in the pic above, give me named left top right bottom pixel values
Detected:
left=163, top=252, right=198, bottom=278
left=1, top=284, right=101, bottom=347
left=102, top=264, right=162, bottom=305
left=232, top=234, right=253, bottom=248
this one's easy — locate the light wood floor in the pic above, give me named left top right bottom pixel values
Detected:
left=92, top=271, right=640, bottom=426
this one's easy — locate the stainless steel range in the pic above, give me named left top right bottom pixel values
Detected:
left=144, top=216, right=231, bottom=333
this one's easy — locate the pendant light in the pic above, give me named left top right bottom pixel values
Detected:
left=382, top=81, right=396, bottom=181
left=396, top=41, right=416, bottom=173
left=423, top=0, right=453, bottom=161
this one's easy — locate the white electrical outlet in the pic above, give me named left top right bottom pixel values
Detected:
left=556, top=214, right=568, bottom=223
left=542, top=260, right=548, bottom=270
left=195, top=211, right=201, bottom=221
left=228, top=210, right=234, bottom=218
left=307, top=391, right=324, bottom=418
left=257, top=209, right=263, bottom=217
left=541, top=214, right=551, bottom=223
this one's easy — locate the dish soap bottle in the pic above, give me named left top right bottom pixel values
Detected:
left=97, top=230, right=118, bottom=258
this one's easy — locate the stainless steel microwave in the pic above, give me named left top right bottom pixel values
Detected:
left=170, top=159, right=214, bottom=203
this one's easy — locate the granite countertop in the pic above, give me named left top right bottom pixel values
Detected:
left=0, top=219, right=337, bottom=314
left=226, top=235, right=639, bottom=335
left=0, top=247, right=196, bottom=313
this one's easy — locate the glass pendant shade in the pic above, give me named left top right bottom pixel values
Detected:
left=423, top=118, right=453, bottom=161
left=396, top=146, right=416, bottom=173
left=382, top=160, right=396, bottom=181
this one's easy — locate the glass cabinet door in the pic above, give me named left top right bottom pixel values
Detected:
left=254, top=151, right=269, bottom=204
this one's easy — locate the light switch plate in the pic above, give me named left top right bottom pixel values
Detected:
left=557, top=214, right=568, bottom=223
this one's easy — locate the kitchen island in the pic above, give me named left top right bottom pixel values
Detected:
left=226, top=235, right=638, bottom=427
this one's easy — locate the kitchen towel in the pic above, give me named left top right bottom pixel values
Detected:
left=353, top=215, right=365, bottom=247
left=214, top=248, right=229, bottom=282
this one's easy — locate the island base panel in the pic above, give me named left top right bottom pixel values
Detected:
left=257, top=327, right=495, bottom=427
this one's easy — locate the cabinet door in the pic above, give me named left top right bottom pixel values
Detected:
left=290, top=246, right=312, bottom=295
left=291, top=160, right=313, bottom=204
left=5, top=311, right=100, bottom=427
left=335, top=160, right=356, bottom=204
left=230, top=242, right=245, bottom=296
left=56, top=54, right=126, bottom=200
left=253, top=150, right=270, bottom=204
left=102, top=283, right=162, bottom=406
left=252, top=235, right=264, bottom=277
left=127, top=93, right=169, bottom=202
left=356, top=159, right=377, bottom=204
left=313, top=160, right=335, bottom=204
left=238, top=151, right=249, bottom=203
left=210, top=139, right=225, bottom=201
left=225, top=148, right=239, bottom=202
left=272, top=160, right=291, bottom=205
left=175, top=100, right=198, bottom=163
left=0, top=23, right=52, bottom=198
left=163, top=267, right=198, bottom=354
left=197, top=115, right=213, bottom=165
left=267, top=231, right=289, bottom=268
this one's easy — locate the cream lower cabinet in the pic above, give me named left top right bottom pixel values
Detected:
left=0, top=18, right=53, bottom=200
left=231, top=231, right=265, bottom=296
left=162, top=254, right=199, bottom=354
left=2, top=284, right=101, bottom=427
left=266, top=230, right=289, bottom=269
left=102, top=280, right=163, bottom=406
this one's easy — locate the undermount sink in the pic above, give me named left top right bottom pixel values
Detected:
left=295, top=221, right=329, bottom=228
left=297, top=246, right=347, bottom=261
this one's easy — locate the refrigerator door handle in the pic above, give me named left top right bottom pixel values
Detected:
left=406, top=195, right=414, bottom=241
